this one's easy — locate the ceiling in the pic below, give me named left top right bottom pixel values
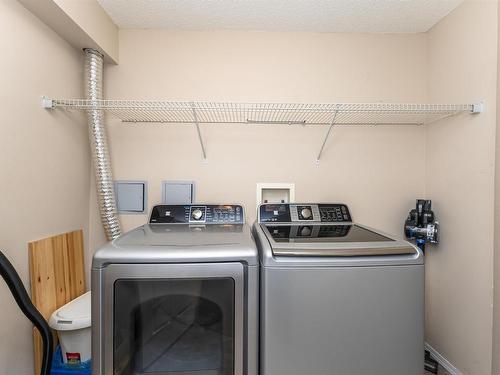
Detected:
left=97, top=0, right=464, bottom=33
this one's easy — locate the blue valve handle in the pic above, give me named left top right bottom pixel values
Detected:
left=416, top=238, right=426, bottom=252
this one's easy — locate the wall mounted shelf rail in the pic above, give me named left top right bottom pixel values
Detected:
left=42, top=98, right=482, bottom=161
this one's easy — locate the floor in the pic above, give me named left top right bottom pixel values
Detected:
left=425, top=365, right=450, bottom=375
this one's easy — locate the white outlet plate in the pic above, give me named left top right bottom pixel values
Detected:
left=256, top=183, right=296, bottom=206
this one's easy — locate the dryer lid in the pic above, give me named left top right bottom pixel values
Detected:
left=92, top=224, right=259, bottom=268
left=115, top=224, right=247, bottom=247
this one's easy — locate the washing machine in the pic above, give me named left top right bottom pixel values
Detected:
left=92, top=204, right=258, bottom=375
left=253, top=203, right=424, bottom=375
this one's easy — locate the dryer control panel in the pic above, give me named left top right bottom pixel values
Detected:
left=259, top=203, right=351, bottom=223
left=150, top=204, right=244, bottom=224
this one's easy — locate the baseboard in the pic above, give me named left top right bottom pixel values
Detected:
left=425, top=342, right=463, bottom=375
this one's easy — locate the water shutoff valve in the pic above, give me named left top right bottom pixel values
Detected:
left=404, top=200, right=439, bottom=251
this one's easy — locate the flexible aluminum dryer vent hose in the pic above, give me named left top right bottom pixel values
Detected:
left=84, top=48, right=121, bottom=240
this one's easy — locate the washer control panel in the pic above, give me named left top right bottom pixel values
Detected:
left=150, top=204, right=244, bottom=224
left=259, top=203, right=351, bottom=223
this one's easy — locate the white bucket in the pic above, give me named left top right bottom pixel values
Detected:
left=49, top=291, right=91, bottom=364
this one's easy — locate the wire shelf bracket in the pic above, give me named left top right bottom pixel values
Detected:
left=191, top=104, right=207, bottom=161
left=316, top=109, right=339, bottom=163
left=41, top=97, right=483, bottom=161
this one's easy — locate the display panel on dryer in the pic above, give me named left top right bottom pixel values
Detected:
left=150, top=205, right=244, bottom=224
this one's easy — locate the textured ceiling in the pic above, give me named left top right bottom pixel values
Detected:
left=97, top=0, right=464, bottom=33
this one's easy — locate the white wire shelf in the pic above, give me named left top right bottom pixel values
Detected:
left=42, top=98, right=480, bottom=126
left=42, top=98, right=482, bottom=161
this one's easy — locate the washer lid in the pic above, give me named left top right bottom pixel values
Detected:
left=262, top=224, right=417, bottom=257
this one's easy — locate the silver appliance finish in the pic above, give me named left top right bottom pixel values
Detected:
left=253, top=203, right=424, bottom=375
left=92, top=204, right=258, bottom=375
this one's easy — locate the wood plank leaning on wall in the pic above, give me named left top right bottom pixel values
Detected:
left=28, top=230, right=85, bottom=375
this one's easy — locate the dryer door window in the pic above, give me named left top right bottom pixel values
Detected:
left=113, top=278, right=235, bottom=375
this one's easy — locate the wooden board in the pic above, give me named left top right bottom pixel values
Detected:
left=28, top=230, right=85, bottom=375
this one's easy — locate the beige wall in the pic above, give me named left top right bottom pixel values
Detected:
left=0, top=1, right=90, bottom=374
left=426, top=2, right=498, bottom=375
left=88, top=30, right=429, bottom=254
left=494, top=0, right=500, bottom=373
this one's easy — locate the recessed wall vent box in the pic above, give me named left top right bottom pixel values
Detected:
left=257, top=183, right=295, bottom=206
left=114, top=181, right=147, bottom=214
left=162, top=181, right=195, bottom=204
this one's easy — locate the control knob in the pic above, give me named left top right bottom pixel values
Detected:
left=301, top=207, right=312, bottom=219
left=191, top=209, right=204, bottom=221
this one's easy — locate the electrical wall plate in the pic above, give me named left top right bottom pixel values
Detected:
left=114, top=181, right=148, bottom=214
left=161, top=180, right=195, bottom=204
left=256, top=183, right=295, bottom=206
